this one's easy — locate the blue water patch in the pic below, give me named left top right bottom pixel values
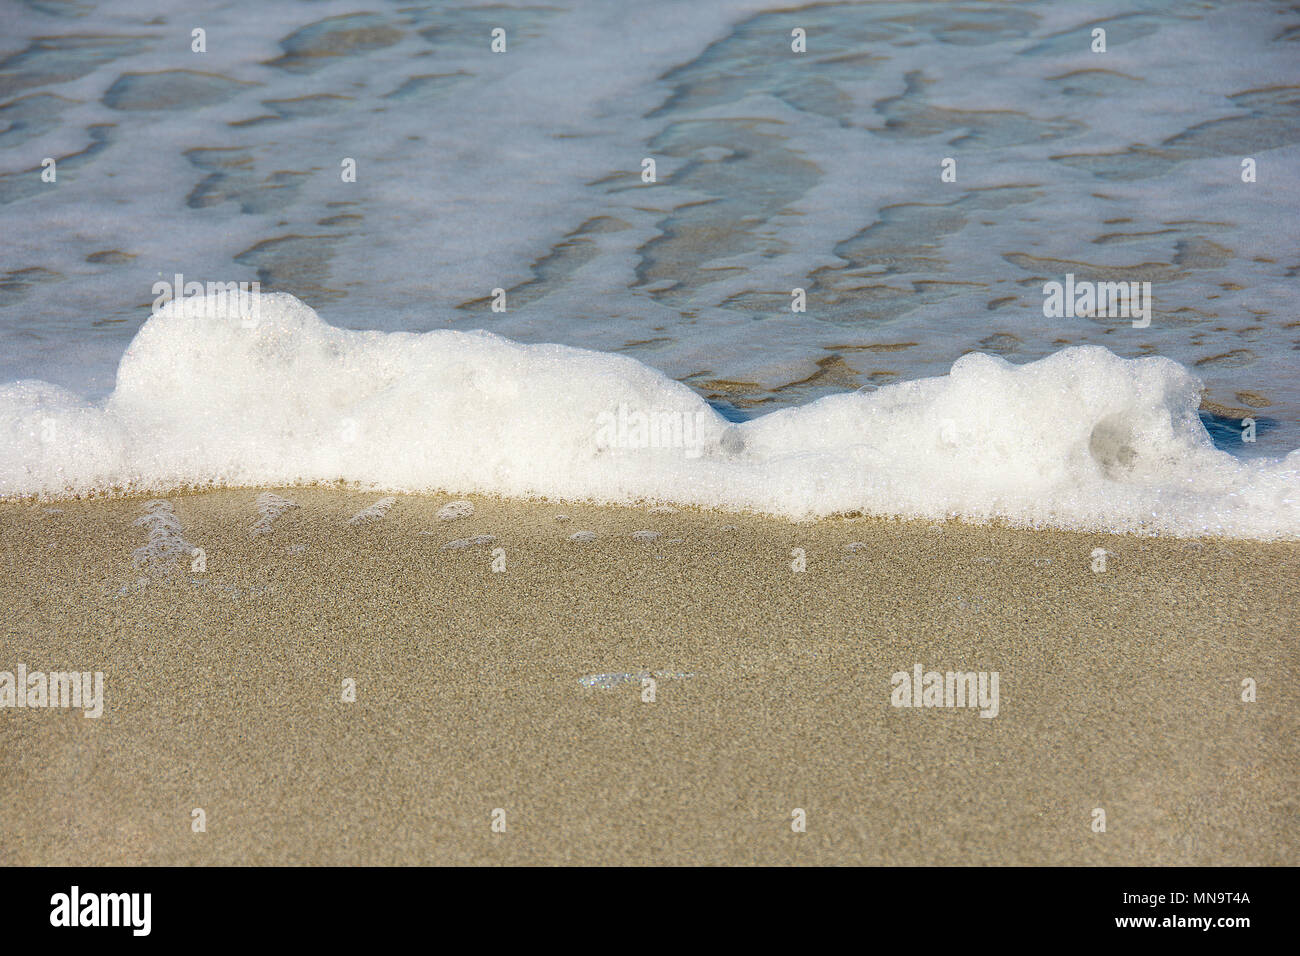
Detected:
left=707, top=399, right=752, bottom=423
left=1199, top=409, right=1276, bottom=451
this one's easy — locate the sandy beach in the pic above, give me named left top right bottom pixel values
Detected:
left=0, top=488, right=1294, bottom=865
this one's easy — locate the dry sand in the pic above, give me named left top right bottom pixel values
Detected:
left=0, top=488, right=1296, bottom=865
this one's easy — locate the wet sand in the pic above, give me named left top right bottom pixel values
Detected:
left=0, top=489, right=1295, bottom=865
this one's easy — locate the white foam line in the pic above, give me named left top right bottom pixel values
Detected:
left=2, top=292, right=1297, bottom=539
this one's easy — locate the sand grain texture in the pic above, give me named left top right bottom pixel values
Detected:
left=1, top=490, right=1296, bottom=865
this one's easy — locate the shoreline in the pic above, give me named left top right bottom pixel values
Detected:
left=5, top=481, right=1300, bottom=543
left=2, top=488, right=1296, bottom=864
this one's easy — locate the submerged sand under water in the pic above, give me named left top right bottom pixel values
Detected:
left=0, top=488, right=1296, bottom=864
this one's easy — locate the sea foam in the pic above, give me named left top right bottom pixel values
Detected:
left=1, top=291, right=1297, bottom=539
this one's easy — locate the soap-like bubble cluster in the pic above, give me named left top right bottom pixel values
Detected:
left=2, top=292, right=1297, bottom=539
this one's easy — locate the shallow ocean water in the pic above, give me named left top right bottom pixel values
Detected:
left=0, top=0, right=1297, bottom=470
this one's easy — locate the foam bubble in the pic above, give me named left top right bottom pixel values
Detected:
left=2, top=292, right=1297, bottom=539
left=347, top=496, right=395, bottom=526
left=437, top=500, right=475, bottom=521
left=578, top=671, right=694, bottom=690
left=130, top=500, right=195, bottom=571
left=442, top=535, right=495, bottom=550
left=252, top=491, right=298, bottom=535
